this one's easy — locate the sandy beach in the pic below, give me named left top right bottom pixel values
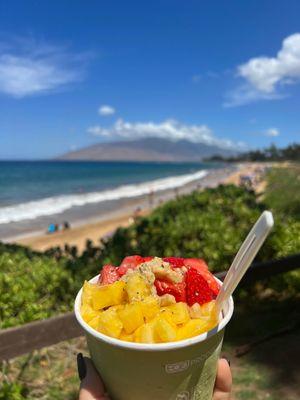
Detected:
left=13, top=162, right=267, bottom=252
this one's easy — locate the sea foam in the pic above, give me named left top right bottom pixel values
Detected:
left=0, top=169, right=207, bottom=224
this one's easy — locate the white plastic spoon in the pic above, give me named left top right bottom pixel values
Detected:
left=216, top=210, right=274, bottom=315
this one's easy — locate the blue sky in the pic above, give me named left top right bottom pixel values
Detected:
left=0, top=0, right=299, bottom=159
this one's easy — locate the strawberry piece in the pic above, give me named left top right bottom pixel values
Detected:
left=186, top=268, right=213, bottom=306
left=184, top=258, right=220, bottom=297
left=197, top=269, right=220, bottom=297
left=117, top=255, right=144, bottom=276
left=163, top=257, right=185, bottom=268
left=183, top=258, right=208, bottom=272
left=154, top=279, right=186, bottom=302
left=98, top=265, right=119, bottom=285
left=142, top=256, right=154, bottom=263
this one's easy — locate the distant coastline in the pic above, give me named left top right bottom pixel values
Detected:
left=13, top=162, right=267, bottom=253
left=0, top=161, right=231, bottom=241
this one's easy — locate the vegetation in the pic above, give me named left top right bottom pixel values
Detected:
left=0, top=244, right=77, bottom=329
left=264, top=166, right=300, bottom=219
left=206, top=143, right=300, bottom=162
left=1, top=183, right=299, bottom=329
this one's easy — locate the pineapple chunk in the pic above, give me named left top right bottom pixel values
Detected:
left=201, top=300, right=217, bottom=318
left=81, top=303, right=100, bottom=323
left=140, top=296, right=160, bottom=322
left=88, top=315, right=101, bottom=330
left=177, top=318, right=215, bottom=341
left=118, top=303, right=144, bottom=334
left=134, top=322, right=156, bottom=343
left=92, top=281, right=126, bottom=310
left=125, top=273, right=151, bottom=302
left=165, top=302, right=190, bottom=325
left=109, top=305, right=125, bottom=312
left=119, top=331, right=134, bottom=342
left=159, top=308, right=175, bottom=325
left=155, top=317, right=177, bottom=342
left=82, top=280, right=100, bottom=306
left=97, top=308, right=123, bottom=338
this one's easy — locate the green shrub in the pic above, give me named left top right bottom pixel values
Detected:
left=100, top=185, right=300, bottom=270
left=264, top=166, right=300, bottom=219
left=0, top=244, right=76, bottom=328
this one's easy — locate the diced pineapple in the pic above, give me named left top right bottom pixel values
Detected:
left=92, top=281, right=126, bottom=310
left=158, top=308, right=175, bottom=325
left=125, top=273, right=151, bottom=302
left=117, top=303, right=144, bottom=334
left=119, top=331, right=134, bottom=342
left=88, top=315, right=101, bottom=330
left=177, top=318, right=216, bottom=341
left=109, top=304, right=125, bottom=312
left=165, top=302, right=190, bottom=325
left=97, top=308, right=123, bottom=338
left=140, top=296, right=160, bottom=322
left=82, top=280, right=99, bottom=306
left=134, top=321, right=157, bottom=343
left=155, top=317, right=177, bottom=342
left=81, top=303, right=100, bottom=323
left=201, top=300, right=217, bottom=318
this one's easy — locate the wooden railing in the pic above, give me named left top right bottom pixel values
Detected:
left=1, top=254, right=299, bottom=361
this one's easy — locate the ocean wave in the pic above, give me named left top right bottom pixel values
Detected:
left=0, top=169, right=208, bottom=224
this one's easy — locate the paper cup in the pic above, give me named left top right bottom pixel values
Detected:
left=75, top=275, right=234, bottom=400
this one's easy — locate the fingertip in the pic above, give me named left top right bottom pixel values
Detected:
left=215, top=358, right=232, bottom=393
left=79, top=357, right=109, bottom=400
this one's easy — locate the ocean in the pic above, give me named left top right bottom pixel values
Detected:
left=0, top=161, right=226, bottom=239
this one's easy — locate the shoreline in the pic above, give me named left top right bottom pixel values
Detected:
left=9, top=162, right=266, bottom=252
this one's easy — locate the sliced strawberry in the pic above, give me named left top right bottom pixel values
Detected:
left=197, top=269, right=220, bottom=297
left=98, top=265, right=119, bottom=285
left=186, top=268, right=213, bottom=306
left=154, top=279, right=186, bottom=302
left=163, top=257, right=185, bottom=268
left=183, top=258, right=220, bottom=297
left=183, top=258, right=208, bottom=272
left=117, top=255, right=144, bottom=276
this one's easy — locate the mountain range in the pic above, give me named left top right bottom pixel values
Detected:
left=57, top=138, right=238, bottom=162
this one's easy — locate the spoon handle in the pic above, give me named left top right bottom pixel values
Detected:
left=216, top=211, right=274, bottom=312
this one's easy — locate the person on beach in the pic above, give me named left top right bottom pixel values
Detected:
left=47, top=223, right=56, bottom=234
left=63, top=221, right=70, bottom=230
left=148, top=190, right=154, bottom=209
left=77, top=354, right=232, bottom=400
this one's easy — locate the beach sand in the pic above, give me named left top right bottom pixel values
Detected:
left=15, top=162, right=267, bottom=252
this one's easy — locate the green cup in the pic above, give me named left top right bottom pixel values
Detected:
left=75, top=275, right=234, bottom=400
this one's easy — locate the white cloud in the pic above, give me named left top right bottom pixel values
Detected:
left=0, top=38, right=88, bottom=97
left=239, top=33, right=300, bottom=93
left=98, top=105, right=115, bottom=116
left=225, top=33, right=300, bottom=106
left=265, top=128, right=280, bottom=137
left=87, top=118, right=246, bottom=150
left=224, top=84, right=284, bottom=107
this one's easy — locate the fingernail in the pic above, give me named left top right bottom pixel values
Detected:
left=224, top=357, right=231, bottom=366
left=77, top=353, right=87, bottom=380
